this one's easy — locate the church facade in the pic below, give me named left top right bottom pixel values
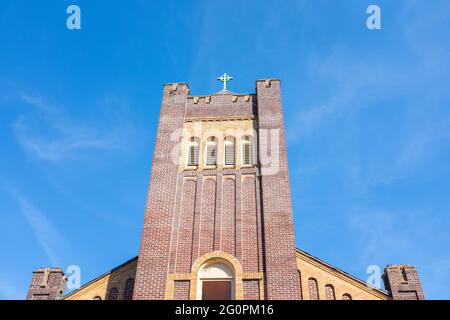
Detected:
left=26, top=78, right=425, bottom=300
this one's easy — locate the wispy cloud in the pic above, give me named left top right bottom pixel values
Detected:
left=348, top=207, right=450, bottom=298
left=14, top=116, right=121, bottom=161
left=12, top=92, right=136, bottom=162
left=348, top=209, right=412, bottom=263
left=398, top=118, right=450, bottom=168
left=286, top=2, right=450, bottom=193
left=19, top=92, right=46, bottom=109
left=289, top=1, right=450, bottom=145
left=7, top=187, right=68, bottom=266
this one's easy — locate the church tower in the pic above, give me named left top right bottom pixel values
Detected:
left=24, top=77, right=426, bottom=301
left=133, top=77, right=301, bottom=300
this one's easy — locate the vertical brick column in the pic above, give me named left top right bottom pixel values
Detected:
left=222, top=177, right=236, bottom=255
left=167, top=173, right=185, bottom=275
left=256, top=79, right=301, bottom=300
left=255, top=176, right=264, bottom=272
left=198, top=177, right=216, bottom=257
left=134, top=83, right=188, bottom=299
left=213, top=173, right=223, bottom=251
left=175, top=179, right=197, bottom=273
left=191, top=176, right=204, bottom=264
left=383, top=265, right=425, bottom=300
left=234, top=173, right=243, bottom=263
left=242, top=176, right=259, bottom=272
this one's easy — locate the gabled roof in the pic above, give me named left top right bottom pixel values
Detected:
left=63, top=256, right=138, bottom=299
left=63, top=249, right=389, bottom=300
left=296, top=248, right=389, bottom=298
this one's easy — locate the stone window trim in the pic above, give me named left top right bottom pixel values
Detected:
left=241, top=135, right=253, bottom=166
left=164, top=251, right=265, bottom=300
left=183, top=134, right=257, bottom=171
left=205, top=136, right=218, bottom=167
left=187, top=137, right=200, bottom=167
left=224, top=136, right=236, bottom=167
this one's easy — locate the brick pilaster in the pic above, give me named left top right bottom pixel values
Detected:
left=133, top=83, right=188, bottom=299
left=256, top=79, right=301, bottom=300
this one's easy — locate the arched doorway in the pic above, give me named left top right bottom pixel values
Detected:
left=197, top=262, right=234, bottom=300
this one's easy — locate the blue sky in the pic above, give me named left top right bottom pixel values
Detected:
left=1, top=0, right=449, bottom=299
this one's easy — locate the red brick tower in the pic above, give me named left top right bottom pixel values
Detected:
left=133, top=78, right=300, bottom=300
left=383, top=265, right=425, bottom=300
left=26, top=268, right=67, bottom=300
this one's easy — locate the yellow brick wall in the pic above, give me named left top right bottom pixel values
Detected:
left=180, top=118, right=256, bottom=171
left=64, top=258, right=137, bottom=300
left=64, top=252, right=388, bottom=300
left=296, top=250, right=388, bottom=300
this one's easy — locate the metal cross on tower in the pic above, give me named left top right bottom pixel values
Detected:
left=217, top=73, right=233, bottom=91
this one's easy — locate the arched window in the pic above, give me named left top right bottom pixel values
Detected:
left=187, top=137, right=200, bottom=166
left=308, top=278, right=319, bottom=300
left=108, top=287, right=118, bottom=300
left=325, top=284, right=336, bottom=300
left=93, top=296, right=102, bottom=300
left=205, top=137, right=217, bottom=166
left=342, top=293, right=352, bottom=300
left=241, top=136, right=253, bottom=166
left=224, top=137, right=235, bottom=166
left=197, top=261, right=234, bottom=300
left=123, top=278, right=135, bottom=300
